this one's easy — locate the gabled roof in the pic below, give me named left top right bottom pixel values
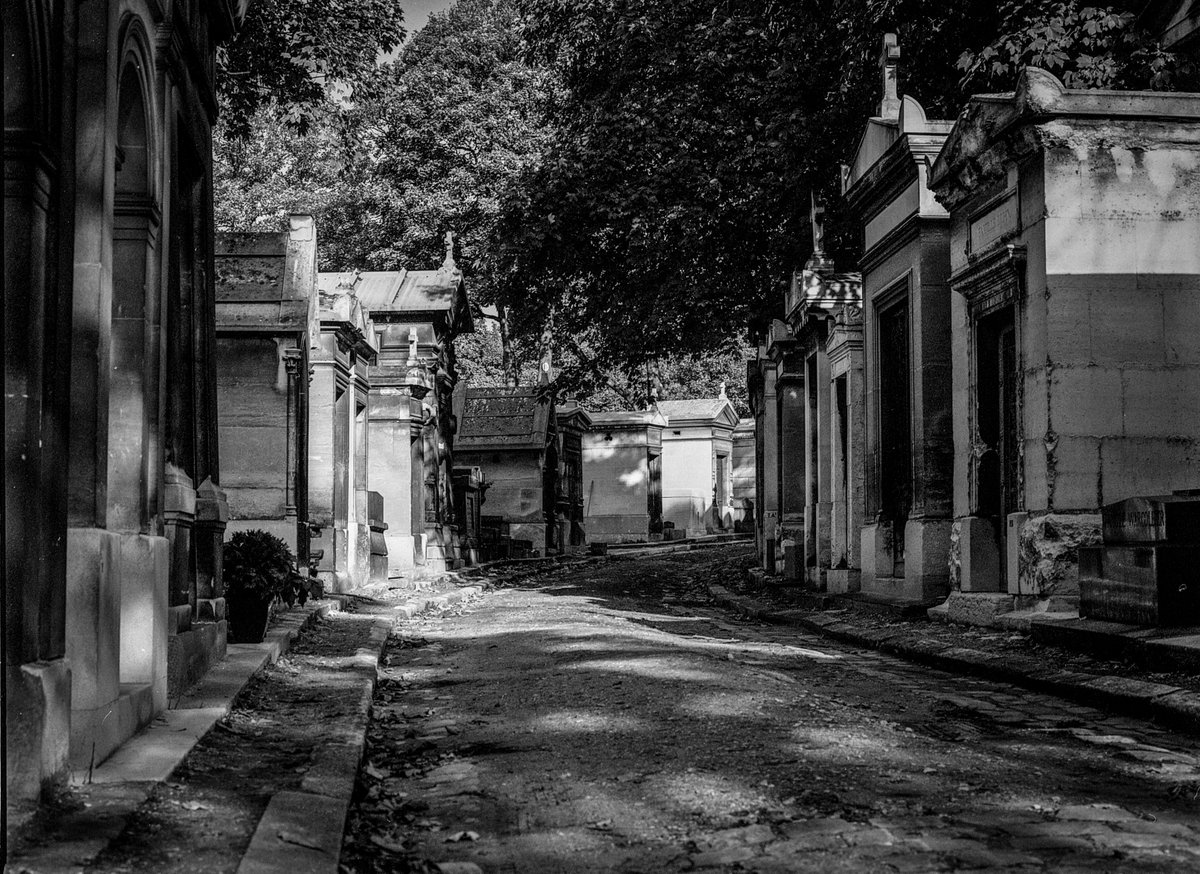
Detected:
left=215, top=218, right=317, bottom=332
left=317, top=265, right=474, bottom=335
left=657, top=397, right=739, bottom=428
left=456, top=386, right=554, bottom=452
left=588, top=408, right=668, bottom=430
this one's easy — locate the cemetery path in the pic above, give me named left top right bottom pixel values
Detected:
left=343, top=545, right=1200, bottom=873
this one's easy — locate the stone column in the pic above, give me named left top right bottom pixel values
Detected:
left=193, top=477, right=228, bottom=621
left=368, top=387, right=418, bottom=572
left=162, top=465, right=196, bottom=635
left=814, top=344, right=833, bottom=582
left=777, top=367, right=806, bottom=580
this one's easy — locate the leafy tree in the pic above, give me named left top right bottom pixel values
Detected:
left=958, top=2, right=1198, bottom=92
left=217, top=0, right=407, bottom=138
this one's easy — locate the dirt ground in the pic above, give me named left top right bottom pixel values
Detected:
left=77, top=609, right=383, bottom=874
left=342, top=546, right=1200, bottom=874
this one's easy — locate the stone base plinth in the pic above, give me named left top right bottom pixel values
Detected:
left=958, top=516, right=1002, bottom=592
left=826, top=569, right=861, bottom=594
left=167, top=620, right=228, bottom=700
left=860, top=521, right=897, bottom=589
left=904, top=518, right=952, bottom=600
left=931, top=591, right=1016, bottom=627
left=69, top=682, right=156, bottom=771
left=583, top=515, right=652, bottom=544
left=1080, top=544, right=1200, bottom=626
left=5, top=659, right=71, bottom=812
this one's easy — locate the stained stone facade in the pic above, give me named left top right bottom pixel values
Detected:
left=583, top=409, right=668, bottom=543
left=4, top=0, right=248, bottom=812
left=310, top=274, right=379, bottom=592
left=215, top=216, right=319, bottom=562
left=929, top=69, right=1200, bottom=613
left=658, top=396, right=740, bottom=537
left=350, top=243, right=473, bottom=575
left=456, top=387, right=560, bottom=556
left=843, top=36, right=955, bottom=604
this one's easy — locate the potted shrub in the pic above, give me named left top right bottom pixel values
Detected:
left=223, top=530, right=301, bottom=643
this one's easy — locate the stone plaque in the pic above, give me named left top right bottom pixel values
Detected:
left=1101, top=494, right=1200, bottom=544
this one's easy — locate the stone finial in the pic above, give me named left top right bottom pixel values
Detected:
left=719, top=381, right=728, bottom=400
left=406, top=326, right=419, bottom=367
left=810, top=192, right=825, bottom=256
left=880, top=33, right=901, bottom=120
left=538, top=314, right=554, bottom=385
left=442, top=231, right=457, bottom=271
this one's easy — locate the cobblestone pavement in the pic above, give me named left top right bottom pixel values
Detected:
left=342, top=547, right=1200, bottom=873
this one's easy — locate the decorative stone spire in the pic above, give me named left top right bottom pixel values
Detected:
left=538, top=312, right=554, bottom=386
left=406, top=326, right=419, bottom=368
left=879, top=33, right=901, bottom=120
left=805, top=192, right=834, bottom=273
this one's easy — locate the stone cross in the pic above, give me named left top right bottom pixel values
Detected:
left=810, top=192, right=826, bottom=256
left=880, top=33, right=901, bottom=120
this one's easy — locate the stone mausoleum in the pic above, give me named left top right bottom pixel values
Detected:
left=215, top=216, right=320, bottom=565
left=310, top=273, right=380, bottom=592
left=4, top=0, right=249, bottom=812
left=583, top=408, right=668, bottom=543
left=842, top=35, right=955, bottom=605
left=929, top=68, right=1200, bottom=621
left=658, top=394, right=740, bottom=537
left=456, top=386, right=561, bottom=556
left=353, top=240, right=474, bottom=575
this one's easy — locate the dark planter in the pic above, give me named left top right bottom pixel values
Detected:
left=228, top=594, right=272, bottom=644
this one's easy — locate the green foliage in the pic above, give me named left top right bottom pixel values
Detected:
left=223, top=529, right=300, bottom=603
left=957, top=2, right=1197, bottom=92
left=218, top=0, right=407, bottom=138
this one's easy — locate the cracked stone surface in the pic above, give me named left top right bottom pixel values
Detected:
left=342, top=546, right=1200, bottom=873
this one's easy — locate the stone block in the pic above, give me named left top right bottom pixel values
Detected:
left=860, top=521, right=895, bottom=587
left=1006, top=512, right=1029, bottom=594
left=1101, top=492, right=1200, bottom=544
left=66, top=528, right=123, bottom=711
left=1088, top=278, right=1164, bottom=367
left=1018, top=512, right=1101, bottom=597
left=1163, top=289, right=1200, bottom=366
left=5, top=660, right=72, bottom=808
left=781, top=539, right=800, bottom=581
left=118, top=533, right=169, bottom=713
left=904, top=517, right=952, bottom=599
left=1122, top=370, right=1200, bottom=439
left=1080, top=544, right=1200, bottom=625
left=944, top=591, right=1017, bottom=627
left=1045, top=435, right=1102, bottom=510
left=958, top=516, right=1002, bottom=592
left=1050, top=366, right=1123, bottom=436
left=825, top=568, right=861, bottom=594
left=1100, top=438, right=1197, bottom=506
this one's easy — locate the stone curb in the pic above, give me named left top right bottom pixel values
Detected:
left=236, top=616, right=391, bottom=874
left=707, top=584, right=1200, bottom=737
left=236, top=586, right=484, bottom=874
left=7, top=601, right=335, bottom=873
left=391, top=585, right=483, bottom=620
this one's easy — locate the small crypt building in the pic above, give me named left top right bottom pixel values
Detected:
left=842, top=35, right=955, bottom=604
left=310, top=273, right=379, bottom=592
left=658, top=394, right=740, bottom=537
left=351, top=238, right=474, bottom=574
left=455, top=386, right=559, bottom=556
left=4, top=0, right=248, bottom=809
left=215, top=216, right=319, bottom=566
left=583, top=408, right=668, bottom=544
left=929, top=68, right=1200, bottom=618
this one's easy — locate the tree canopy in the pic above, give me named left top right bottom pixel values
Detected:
left=215, top=0, right=1193, bottom=409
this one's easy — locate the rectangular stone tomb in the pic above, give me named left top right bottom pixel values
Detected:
left=1079, top=544, right=1200, bottom=626
left=1101, top=493, right=1200, bottom=545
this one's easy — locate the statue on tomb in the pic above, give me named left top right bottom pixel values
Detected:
left=879, top=33, right=901, bottom=120
left=442, top=230, right=457, bottom=272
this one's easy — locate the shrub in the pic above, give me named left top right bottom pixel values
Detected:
left=224, top=529, right=300, bottom=603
